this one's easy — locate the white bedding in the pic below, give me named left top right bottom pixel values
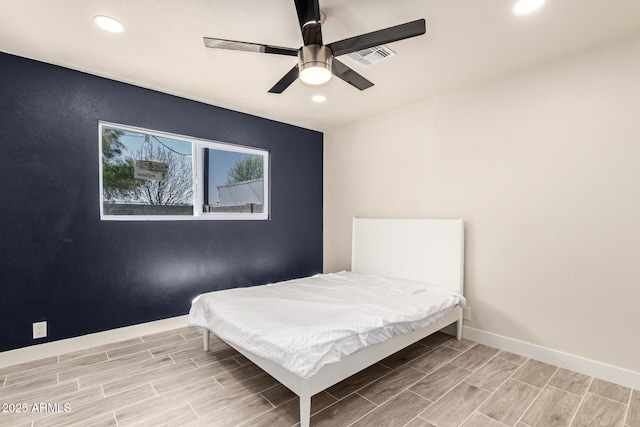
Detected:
left=188, top=271, right=466, bottom=378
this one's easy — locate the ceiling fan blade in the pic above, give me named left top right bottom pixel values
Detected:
left=268, top=65, right=300, bottom=94
left=294, top=0, right=320, bottom=30
left=327, top=19, right=426, bottom=57
left=203, top=37, right=298, bottom=57
left=332, top=59, right=374, bottom=91
left=293, top=0, right=323, bottom=45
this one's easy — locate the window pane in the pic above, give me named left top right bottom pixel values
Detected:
left=203, top=148, right=265, bottom=214
left=101, top=125, right=194, bottom=216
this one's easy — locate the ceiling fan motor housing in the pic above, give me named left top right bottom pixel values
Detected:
left=298, top=44, right=333, bottom=85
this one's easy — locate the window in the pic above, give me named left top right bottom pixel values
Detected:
left=99, top=122, right=269, bottom=220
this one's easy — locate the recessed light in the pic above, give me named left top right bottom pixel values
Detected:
left=512, top=0, right=545, bottom=15
left=312, top=95, right=327, bottom=103
left=93, top=15, right=125, bottom=33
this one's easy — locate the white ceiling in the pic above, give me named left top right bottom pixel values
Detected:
left=1, top=0, right=640, bottom=131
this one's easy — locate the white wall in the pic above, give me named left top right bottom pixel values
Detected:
left=324, top=35, right=640, bottom=374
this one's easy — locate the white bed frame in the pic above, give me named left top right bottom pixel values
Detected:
left=201, top=218, right=464, bottom=427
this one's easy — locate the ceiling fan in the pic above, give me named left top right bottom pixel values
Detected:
left=203, top=0, right=426, bottom=93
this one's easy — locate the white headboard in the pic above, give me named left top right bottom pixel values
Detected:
left=351, top=218, right=464, bottom=294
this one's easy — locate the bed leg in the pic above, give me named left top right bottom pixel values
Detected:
left=299, top=385, right=311, bottom=427
left=456, top=310, right=463, bottom=340
left=203, top=329, right=210, bottom=351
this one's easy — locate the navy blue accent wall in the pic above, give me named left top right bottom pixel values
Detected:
left=0, top=52, right=323, bottom=352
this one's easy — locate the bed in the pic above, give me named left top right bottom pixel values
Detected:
left=188, top=218, right=465, bottom=427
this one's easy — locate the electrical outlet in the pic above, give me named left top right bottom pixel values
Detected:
left=33, top=321, right=47, bottom=339
left=463, top=307, right=471, bottom=321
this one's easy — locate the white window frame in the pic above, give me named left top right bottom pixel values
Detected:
left=99, top=121, right=269, bottom=221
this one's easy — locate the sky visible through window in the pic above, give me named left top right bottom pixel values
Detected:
left=207, top=150, right=258, bottom=204
left=119, top=132, right=191, bottom=160
left=118, top=131, right=258, bottom=204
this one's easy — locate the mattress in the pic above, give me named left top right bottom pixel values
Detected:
left=188, top=271, right=466, bottom=378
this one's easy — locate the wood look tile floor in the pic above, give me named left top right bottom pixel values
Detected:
left=1, top=328, right=638, bottom=427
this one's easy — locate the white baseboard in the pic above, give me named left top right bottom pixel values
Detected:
left=0, top=315, right=189, bottom=369
left=463, top=326, right=640, bottom=390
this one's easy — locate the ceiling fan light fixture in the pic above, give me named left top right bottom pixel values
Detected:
left=298, top=45, right=332, bottom=86
left=300, top=65, right=332, bottom=86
